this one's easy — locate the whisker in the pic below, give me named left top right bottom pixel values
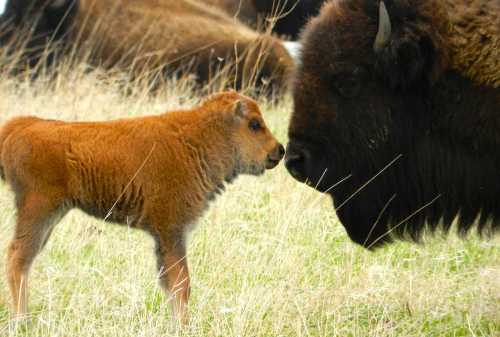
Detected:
left=335, top=154, right=402, bottom=211
left=363, top=193, right=397, bottom=247
left=104, top=143, right=156, bottom=221
left=367, top=194, right=442, bottom=249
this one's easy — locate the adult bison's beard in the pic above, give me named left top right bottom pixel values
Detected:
left=288, top=133, right=500, bottom=249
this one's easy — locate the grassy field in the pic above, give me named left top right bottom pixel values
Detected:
left=0, top=66, right=498, bottom=337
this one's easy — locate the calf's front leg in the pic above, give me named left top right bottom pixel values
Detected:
left=155, top=235, right=191, bottom=326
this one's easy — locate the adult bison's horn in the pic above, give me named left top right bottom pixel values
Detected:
left=373, top=1, right=392, bottom=52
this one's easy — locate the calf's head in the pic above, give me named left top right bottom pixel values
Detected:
left=227, top=95, right=284, bottom=176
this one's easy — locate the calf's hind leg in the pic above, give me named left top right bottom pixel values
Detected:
left=7, top=191, right=66, bottom=317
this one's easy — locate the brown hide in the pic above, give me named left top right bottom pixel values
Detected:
left=1, top=0, right=294, bottom=92
left=73, top=0, right=293, bottom=90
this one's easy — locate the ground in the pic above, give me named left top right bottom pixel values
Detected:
left=0, top=61, right=498, bottom=337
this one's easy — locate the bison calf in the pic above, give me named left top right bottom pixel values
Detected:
left=0, top=91, right=284, bottom=325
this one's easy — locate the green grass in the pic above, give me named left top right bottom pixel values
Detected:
left=0, top=68, right=498, bottom=337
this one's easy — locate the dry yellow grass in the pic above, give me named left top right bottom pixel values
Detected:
left=0, top=53, right=498, bottom=337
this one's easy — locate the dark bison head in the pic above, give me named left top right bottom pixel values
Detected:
left=286, top=0, right=500, bottom=248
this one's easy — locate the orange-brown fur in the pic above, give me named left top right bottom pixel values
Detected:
left=0, top=91, right=284, bottom=324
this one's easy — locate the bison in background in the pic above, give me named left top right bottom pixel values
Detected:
left=0, top=0, right=294, bottom=93
left=285, top=0, right=500, bottom=248
left=252, top=0, right=325, bottom=39
left=208, top=0, right=325, bottom=40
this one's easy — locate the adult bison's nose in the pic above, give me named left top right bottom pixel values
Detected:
left=285, top=143, right=308, bottom=182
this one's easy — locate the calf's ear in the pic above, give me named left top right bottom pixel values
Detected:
left=373, top=1, right=437, bottom=89
left=232, top=100, right=248, bottom=120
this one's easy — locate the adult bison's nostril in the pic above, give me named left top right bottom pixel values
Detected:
left=278, top=144, right=285, bottom=158
left=284, top=144, right=307, bottom=182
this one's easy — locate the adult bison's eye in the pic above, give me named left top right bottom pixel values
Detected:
left=332, top=68, right=364, bottom=98
left=249, top=119, right=262, bottom=132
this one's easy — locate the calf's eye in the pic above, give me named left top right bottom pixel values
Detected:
left=249, top=119, right=262, bottom=132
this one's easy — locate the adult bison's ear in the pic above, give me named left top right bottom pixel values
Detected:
left=373, top=1, right=437, bottom=89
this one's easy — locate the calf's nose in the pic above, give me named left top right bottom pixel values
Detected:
left=265, top=143, right=285, bottom=169
left=268, top=143, right=285, bottom=161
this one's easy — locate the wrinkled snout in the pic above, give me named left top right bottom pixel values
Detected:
left=265, top=143, right=285, bottom=169
left=284, top=142, right=309, bottom=182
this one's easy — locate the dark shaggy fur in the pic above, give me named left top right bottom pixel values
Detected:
left=0, top=1, right=78, bottom=40
left=0, top=0, right=78, bottom=68
left=285, top=0, right=500, bottom=248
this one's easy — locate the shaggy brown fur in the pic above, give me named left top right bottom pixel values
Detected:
left=446, top=0, right=500, bottom=88
left=0, top=91, right=284, bottom=324
left=1, top=0, right=294, bottom=92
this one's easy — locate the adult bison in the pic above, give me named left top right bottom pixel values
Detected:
left=0, top=0, right=294, bottom=92
left=285, top=0, right=500, bottom=248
